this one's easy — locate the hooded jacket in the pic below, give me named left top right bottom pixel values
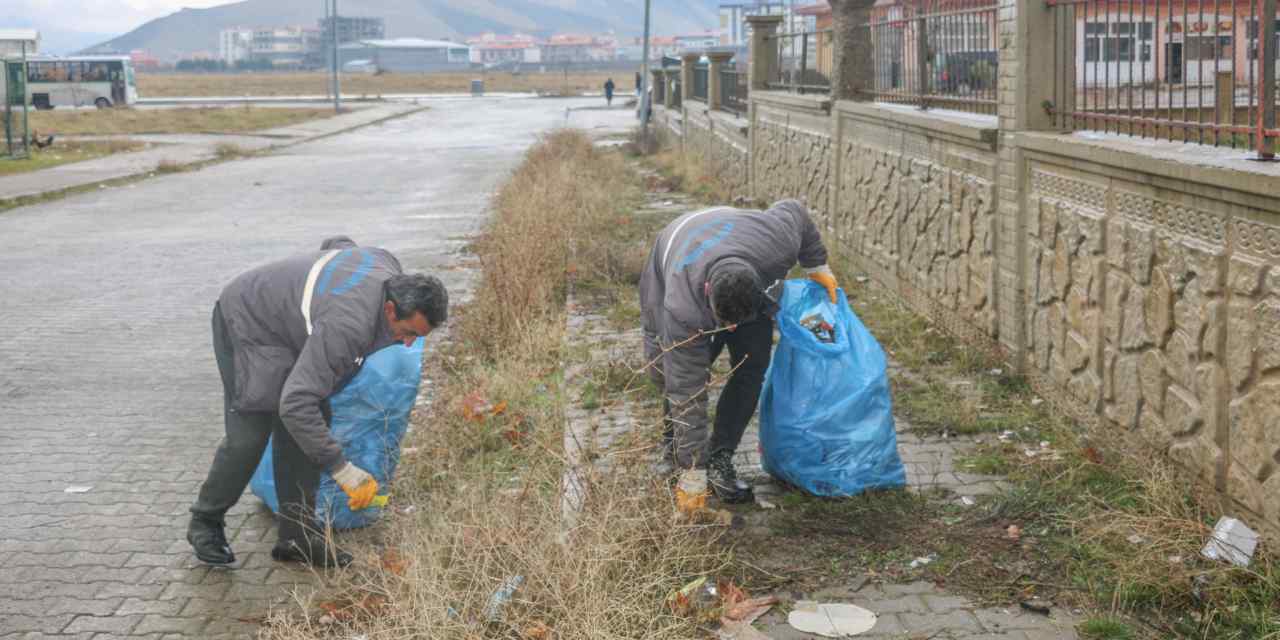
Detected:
left=217, top=236, right=401, bottom=472
left=639, top=200, right=829, bottom=466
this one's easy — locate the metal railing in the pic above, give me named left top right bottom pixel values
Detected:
left=1048, top=0, right=1278, bottom=157
left=866, top=0, right=1000, bottom=114
left=672, top=77, right=683, bottom=108
left=692, top=63, right=710, bottom=102
left=722, top=67, right=749, bottom=115
left=766, top=29, right=835, bottom=93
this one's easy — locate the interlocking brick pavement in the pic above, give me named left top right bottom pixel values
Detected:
left=0, top=98, right=635, bottom=639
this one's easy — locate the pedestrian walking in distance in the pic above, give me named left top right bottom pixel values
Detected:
left=604, top=77, right=616, bottom=106
left=187, top=236, right=448, bottom=568
left=640, top=200, right=838, bottom=503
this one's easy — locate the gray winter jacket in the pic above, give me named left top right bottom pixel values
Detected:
left=218, top=236, right=401, bottom=472
left=639, top=200, right=829, bottom=467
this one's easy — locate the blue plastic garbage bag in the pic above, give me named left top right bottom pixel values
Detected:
left=250, top=337, right=425, bottom=529
left=760, top=280, right=906, bottom=496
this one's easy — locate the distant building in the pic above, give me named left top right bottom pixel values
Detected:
left=0, top=28, right=40, bottom=57
left=675, top=32, right=723, bottom=53
left=220, top=26, right=315, bottom=68
left=219, top=27, right=253, bottom=65
left=467, top=33, right=541, bottom=66
left=719, top=1, right=817, bottom=47
left=540, top=35, right=617, bottom=64
left=338, top=39, right=471, bottom=73
left=129, top=49, right=163, bottom=71
left=315, top=16, right=386, bottom=66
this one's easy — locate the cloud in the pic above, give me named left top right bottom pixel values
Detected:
left=10, top=0, right=228, bottom=34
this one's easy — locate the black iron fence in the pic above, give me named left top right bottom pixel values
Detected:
left=693, top=63, right=710, bottom=102
left=866, top=0, right=1000, bottom=114
left=1047, top=0, right=1279, bottom=157
left=766, top=29, right=835, bottom=93
left=722, top=67, right=749, bottom=115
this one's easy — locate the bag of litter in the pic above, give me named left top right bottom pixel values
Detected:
left=760, top=280, right=906, bottom=496
left=250, top=337, right=425, bottom=529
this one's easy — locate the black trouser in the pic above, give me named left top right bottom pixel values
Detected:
left=189, top=303, right=322, bottom=545
left=665, top=317, right=774, bottom=465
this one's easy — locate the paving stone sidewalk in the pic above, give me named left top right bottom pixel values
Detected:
left=560, top=190, right=1079, bottom=640
left=0, top=103, right=424, bottom=203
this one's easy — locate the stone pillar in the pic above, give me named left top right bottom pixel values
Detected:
left=827, top=0, right=877, bottom=102
left=747, top=14, right=784, bottom=91
left=680, top=53, right=701, bottom=105
left=706, top=51, right=735, bottom=111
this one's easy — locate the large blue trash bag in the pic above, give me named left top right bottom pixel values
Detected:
left=759, top=280, right=906, bottom=496
left=250, top=337, right=425, bottom=530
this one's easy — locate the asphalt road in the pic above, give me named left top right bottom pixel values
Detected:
left=0, top=97, right=633, bottom=639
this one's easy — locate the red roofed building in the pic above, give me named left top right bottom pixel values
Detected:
left=467, top=33, right=541, bottom=65
left=541, top=34, right=617, bottom=63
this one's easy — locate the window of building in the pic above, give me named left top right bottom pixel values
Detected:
left=1185, top=35, right=1233, bottom=60
left=1083, top=20, right=1154, bottom=62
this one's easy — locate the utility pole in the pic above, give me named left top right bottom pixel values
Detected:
left=330, top=0, right=341, bottom=113
left=639, top=0, right=652, bottom=151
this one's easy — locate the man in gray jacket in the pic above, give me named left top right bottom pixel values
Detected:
left=640, top=200, right=837, bottom=503
left=187, top=237, right=447, bottom=568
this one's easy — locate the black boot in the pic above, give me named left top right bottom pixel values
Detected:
left=271, top=536, right=353, bottom=569
left=706, top=450, right=754, bottom=504
left=187, top=516, right=235, bottom=565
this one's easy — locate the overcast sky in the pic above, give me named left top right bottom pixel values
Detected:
left=11, top=0, right=228, bottom=34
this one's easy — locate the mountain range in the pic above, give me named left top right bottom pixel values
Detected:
left=82, top=0, right=720, bottom=61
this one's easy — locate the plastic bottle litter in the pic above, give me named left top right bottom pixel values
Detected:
left=484, top=575, right=524, bottom=622
left=1201, top=517, right=1259, bottom=567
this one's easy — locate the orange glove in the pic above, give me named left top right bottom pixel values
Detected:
left=806, top=265, right=839, bottom=303
left=332, top=462, right=379, bottom=511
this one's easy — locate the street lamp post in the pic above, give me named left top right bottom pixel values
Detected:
left=639, top=0, right=653, bottom=151
left=330, top=0, right=342, bottom=114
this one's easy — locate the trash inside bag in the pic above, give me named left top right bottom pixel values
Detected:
left=250, top=337, right=425, bottom=529
left=760, top=280, right=906, bottom=496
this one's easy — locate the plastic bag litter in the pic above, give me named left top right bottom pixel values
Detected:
left=760, top=280, right=906, bottom=496
left=1201, top=516, right=1259, bottom=568
left=250, top=337, right=425, bottom=530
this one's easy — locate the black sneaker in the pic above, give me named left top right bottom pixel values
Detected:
left=706, top=450, right=754, bottom=504
left=187, top=516, right=235, bottom=565
left=271, top=537, right=353, bottom=569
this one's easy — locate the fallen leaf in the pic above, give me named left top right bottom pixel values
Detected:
left=381, top=549, right=410, bottom=576
left=723, top=595, right=778, bottom=622
left=1082, top=446, right=1104, bottom=465
left=522, top=621, right=552, bottom=639
left=718, top=579, right=748, bottom=610
left=1006, top=525, right=1023, bottom=541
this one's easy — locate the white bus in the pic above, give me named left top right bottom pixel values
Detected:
left=11, top=56, right=138, bottom=109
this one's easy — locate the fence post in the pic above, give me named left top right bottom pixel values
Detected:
left=828, top=0, right=879, bottom=101
left=747, top=14, right=785, bottom=91
left=707, top=50, right=735, bottom=111
left=798, top=31, right=810, bottom=94
left=1215, top=71, right=1234, bottom=147
left=915, top=16, right=930, bottom=109
left=1260, top=0, right=1277, bottom=159
left=681, top=52, right=700, bottom=106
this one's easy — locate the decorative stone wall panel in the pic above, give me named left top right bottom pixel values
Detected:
left=754, top=114, right=832, bottom=223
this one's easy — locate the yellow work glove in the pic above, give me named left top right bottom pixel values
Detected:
left=806, top=265, right=839, bottom=304
left=332, top=462, right=379, bottom=511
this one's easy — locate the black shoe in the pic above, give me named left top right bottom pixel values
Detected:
left=706, top=450, right=754, bottom=505
left=187, top=516, right=235, bottom=565
left=271, top=537, right=353, bottom=569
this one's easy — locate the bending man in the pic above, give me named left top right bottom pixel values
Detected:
left=640, top=200, right=836, bottom=503
left=187, top=236, right=447, bottom=568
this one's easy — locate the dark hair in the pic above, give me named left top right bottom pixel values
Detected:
left=710, top=268, right=760, bottom=326
left=385, top=274, right=449, bottom=327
